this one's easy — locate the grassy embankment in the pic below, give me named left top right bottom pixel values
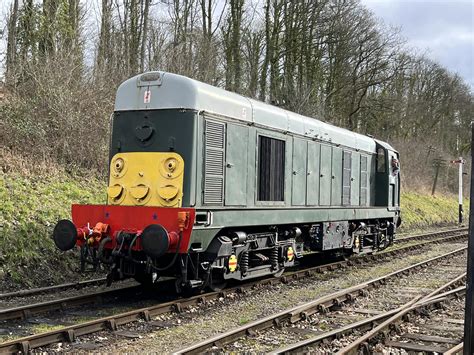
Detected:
left=400, top=191, right=469, bottom=232
left=0, top=166, right=468, bottom=290
left=0, top=168, right=104, bottom=289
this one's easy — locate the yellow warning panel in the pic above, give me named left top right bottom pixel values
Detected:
left=287, top=247, right=294, bottom=262
left=107, top=152, right=184, bottom=207
left=228, top=255, right=238, bottom=272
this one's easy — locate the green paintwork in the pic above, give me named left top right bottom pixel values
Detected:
left=350, top=152, right=360, bottom=205
left=342, top=150, right=352, bottom=205
left=191, top=206, right=398, bottom=250
left=225, top=124, right=249, bottom=206
left=331, top=147, right=343, bottom=205
left=374, top=142, right=401, bottom=207
left=319, top=144, right=332, bottom=205
left=292, top=138, right=307, bottom=206
left=110, top=108, right=399, bottom=254
left=306, top=142, right=320, bottom=205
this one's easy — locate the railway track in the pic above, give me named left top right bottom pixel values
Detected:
left=0, top=227, right=464, bottom=302
left=0, top=228, right=466, bottom=324
left=273, top=280, right=466, bottom=354
left=0, top=228, right=467, bottom=353
left=176, top=246, right=467, bottom=354
left=0, top=284, right=142, bottom=322
left=0, top=278, right=107, bottom=300
left=334, top=285, right=466, bottom=354
left=394, top=227, right=467, bottom=244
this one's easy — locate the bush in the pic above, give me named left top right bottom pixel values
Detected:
left=1, top=55, right=115, bottom=174
left=0, top=149, right=105, bottom=288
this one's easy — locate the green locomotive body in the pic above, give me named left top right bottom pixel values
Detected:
left=54, top=71, right=401, bottom=291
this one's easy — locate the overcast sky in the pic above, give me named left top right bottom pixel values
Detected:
left=1, top=0, right=473, bottom=90
left=361, top=0, right=474, bottom=90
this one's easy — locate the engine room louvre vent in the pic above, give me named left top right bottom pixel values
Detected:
left=204, top=120, right=225, bottom=205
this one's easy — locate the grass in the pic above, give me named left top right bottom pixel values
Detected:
left=400, top=191, right=469, bottom=231
left=238, top=316, right=251, bottom=325
left=0, top=169, right=105, bottom=288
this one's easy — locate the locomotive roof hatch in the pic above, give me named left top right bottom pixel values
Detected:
left=115, top=71, right=379, bottom=153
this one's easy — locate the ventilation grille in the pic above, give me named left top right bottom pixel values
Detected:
left=342, top=151, right=351, bottom=205
left=360, top=155, right=368, bottom=206
left=204, top=120, right=225, bottom=205
left=258, top=136, right=285, bottom=201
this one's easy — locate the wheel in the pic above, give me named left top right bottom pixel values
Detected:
left=208, top=271, right=227, bottom=292
left=273, top=267, right=285, bottom=278
left=134, top=272, right=159, bottom=288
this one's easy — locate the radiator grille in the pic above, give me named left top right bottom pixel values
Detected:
left=204, top=120, right=225, bottom=205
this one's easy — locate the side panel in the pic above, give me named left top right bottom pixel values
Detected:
left=246, top=127, right=257, bottom=207
left=360, top=155, right=368, bottom=206
left=225, top=124, right=249, bottom=206
left=368, top=154, right=375, bottom=206
left=342, top=151, right=352, bottom=206
left=292, top=137, right=307, bottom=206
left=193, top=206, right=398, bottom=250
left=319, top=144, right=332, bottom=206
left=350, top=152, right=360, bottom=206
left=306, top=141, right=320, bottom=206
left=331, top=147, right=343, bottom=206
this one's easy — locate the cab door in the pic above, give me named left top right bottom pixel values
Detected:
left=225, top=124, right=249, bottom=206
left=319, top=145, right=332, bottom=205
left=306, top=142, right=320, bottom=205
left=291, top=138, right=307, bottom=206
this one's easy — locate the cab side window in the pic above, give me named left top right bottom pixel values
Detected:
left=376, top=147, right=386, bottom=173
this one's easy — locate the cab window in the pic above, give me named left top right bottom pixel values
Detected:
left=377, top=147, right=386, bottom=173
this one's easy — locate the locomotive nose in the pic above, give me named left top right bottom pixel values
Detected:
left=141, top=224, right=179, bottom=258
left=53, top=219, right=78, bottom=251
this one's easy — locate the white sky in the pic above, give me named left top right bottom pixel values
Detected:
left=1, top=0, right=473, bottom=90
left=361, top=0, right=474, bottom=90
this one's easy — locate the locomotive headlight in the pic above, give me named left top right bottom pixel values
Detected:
left=114, top=158, right=125, bottom=173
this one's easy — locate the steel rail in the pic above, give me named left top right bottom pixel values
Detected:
left=337, top=285, right=467, bottom=354
left=396, top=226, right=466, bottom=238
left=247, top=284, right=467, bottom=355
left=271, top=281, right=466, bottom=354
left=1, top=231, right=466, bottom=324
left=444, top=342, right=464, bottom=355
left=395, top=227, right=467, bottom=244
left=0, top=233, right=467, bottom=354
left=0, top=278, right=107, bottom=300
left=0, top=284, right=141, bottom=322
left=175, top=246, right=467, bottom=354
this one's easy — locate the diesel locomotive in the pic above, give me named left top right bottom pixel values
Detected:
left=53, top=71, right=401, bottom=291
